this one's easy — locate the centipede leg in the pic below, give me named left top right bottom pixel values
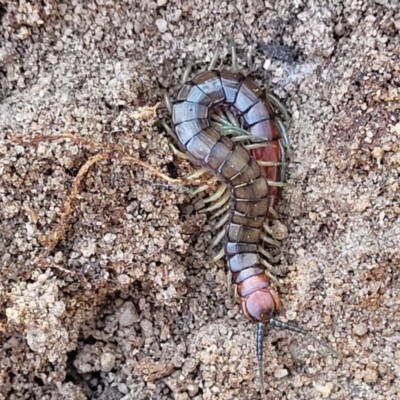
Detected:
left=188, top=183, right=212, bottom=197
left=260, top=259, right=278, bottom=277
left=212, top=247, right=225, bottom=263
left=267, top=207, right=279, bottom=219
left=199, top=190, right=230, bottom=214
left=245, top=143, right=269, bottom=151
left=230, top=40, right=238, bottom=71
left=277, top=138, right=287, bottom=183
left=262, top=223, right=275, bottom=236
left=264, top=268, right=286, bottom=292
left=259, top=246, right=280, bottom=264
left=211, top=225, right=226, bottom=248
left=213, top=210, right=230, bottom=231
left=267, top=93, right=293, bottom=160
left=160, top=119, right=190, bottom=161
left=208, top=44, right=222, bottom=70
left=162, top=89, right=173, bottom=114
left=261, top=232, right=280, bottom=247
left=257, top=161, right=283, bottom=167
left=267, top=93, right=290, bottom=125
left=211, top=107, right=241, bottom=129
left=267, top=180, right=288, bottom=188
left=203, top=184, right=227, bottom=204
left=231, top=135, right=267, bottom=143
left=182, top=59, right=194, bottom=84
left=169, top=142, right=190, bottom=160
left=186, top=167, right=209, bottom=179
left=227, top=271, right=237, bottom=304
left=187, top=176, right=218, bottom=197
left=276, top=118, right=291, bottom=152
left=209, top=203, right=230, bottom=221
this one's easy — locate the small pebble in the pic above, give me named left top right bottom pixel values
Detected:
left=315, top=382, right=334, bottom=397
left=175, top=394, right=189, bottom=400
left=134, top=20, right=143, bottom=34
left=187, top=383, right=199, bottom=397
left=364, top=366, right=379, bottom=383
left=274, top=368, right=288, bottom=379
left=119, top=302, right=139, bottom=326
left=118, top=383, right=128, bottom=394
left=100, top=352, right=116, bottom=372
left=117, top=274, right=130, bottom=285
left=103, top=233, right=116, bottom=243
left=353, top=322, right=368, bottom=336
left=162, top=32, right=173, bottom=42
left=155, top=19, right=168, bottom=33
left=140, top=318, right=154, bottom=337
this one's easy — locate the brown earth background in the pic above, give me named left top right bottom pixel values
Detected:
left=1, top=1, right=400, bottom=399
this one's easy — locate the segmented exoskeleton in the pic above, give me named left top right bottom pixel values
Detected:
left=161, top=44, right=340, bottom=395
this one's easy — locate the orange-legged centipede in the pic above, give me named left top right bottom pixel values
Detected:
left=161, top=44, right=341, bottom=395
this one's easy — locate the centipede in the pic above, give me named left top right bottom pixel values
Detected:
left=161, top=44, right=342, bottom=395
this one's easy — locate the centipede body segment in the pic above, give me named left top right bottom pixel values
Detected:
left=170, top=66, right=285, bottom=324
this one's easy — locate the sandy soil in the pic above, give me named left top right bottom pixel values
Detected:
left=1, top=1, right=399, bottom=399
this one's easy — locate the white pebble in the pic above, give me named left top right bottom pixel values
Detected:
left=315, top=382, right=334, bottom=397
left=103, top=233, right=116, bottom=243
left=119, top=302, right=139, bottom=326
left=274, top=368, right=289, bottom=379
left=117, top=274, right=130, bottom=285
left=162, top=32, right=173, bottom=42
left=101, top=352, right=116, bottom=372
left=353, top=322, right=368, bottom=336
left=155, top=19, right=168, bottom=33
left=140, top=319, right=153, bottom=337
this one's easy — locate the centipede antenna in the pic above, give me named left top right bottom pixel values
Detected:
left=270, top=318, right=344, bottom=361
left=256, top=322, right=265, bottom=395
